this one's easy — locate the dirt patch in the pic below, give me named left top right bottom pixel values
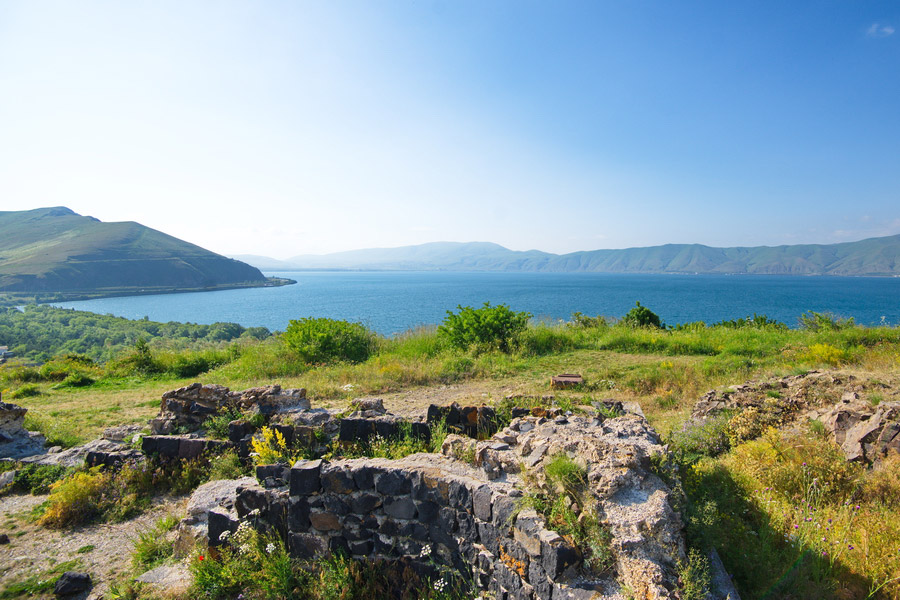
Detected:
left=0, top=493, right=185, bottom=599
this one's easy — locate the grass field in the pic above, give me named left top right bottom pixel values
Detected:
left=3, top=311, right=900, bottom=598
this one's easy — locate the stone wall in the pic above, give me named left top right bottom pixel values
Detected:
left=210, top=413, right=687, bottom=600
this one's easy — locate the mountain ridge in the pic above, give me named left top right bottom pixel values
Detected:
left=233, top=235, right=900, bottom=276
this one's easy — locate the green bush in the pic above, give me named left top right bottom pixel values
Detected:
left=58, top=372, right=95, bottom=388
left=798, top=311, right=855, bottom=332
left=282, top=318, right=375, bottom=364
left=438, top=302, right=531, bottom=353
left=621, top=301, right=664, bottom=328
left=9, top=383, right=42, bottom=398
left=4, top=463, right=73, bottom=495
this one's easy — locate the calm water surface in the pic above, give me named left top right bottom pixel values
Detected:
left=53, top=272, right=900, bottom=335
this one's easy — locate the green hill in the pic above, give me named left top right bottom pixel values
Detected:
left=0, top=207, right=279, bottom=296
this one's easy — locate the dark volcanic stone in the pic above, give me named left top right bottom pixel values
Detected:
left=375, top=471, right=411, bottom=495
left=290, top=533, right=327, bottom=559
left=350, top=493, right=382, bottom=514
left=352, top=465, right=375, bottom=490
left=329, top=536, right=350, bottom=555
left=350, top=539, right=374, bottom=556
left=473, top=485, right=493, bottom=521
left=383, top=497, right=416, bottom=520
left=448, top=480, right=472, bottom=512
left=208, top=508, right=238, bottom=547
left=492, top=494, right=517, bottom=530
left=156, top=436, right=181, bottom=457
left=235, top=486, right=268, bottom=518
left=477, top=521, right=499, bottom=554
left=541, top=539, right=580, bottom=579
left=321, top=466, right=356, bottom=494
left=54, top=572, right=91, bottom=596
left=415, top=500, right=439, bottom=523
left=228, top=419, right=255, bottom=443
left=322, top=495, right=350, bottom=516
left=290, top=459, right=322, bottom=496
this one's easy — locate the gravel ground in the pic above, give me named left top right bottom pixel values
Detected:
left=0, top=492, right=185, bottom=599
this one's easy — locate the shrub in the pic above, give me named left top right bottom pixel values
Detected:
left=677, top=548, right=711, bottom=600
left=39, top=470, right=111, bottom=527
left=711, top=314, right=787, bottom=330
left=438, top=302, right=531, bottom=353
left=6, top=463, right=72, bottom=495
left=132, top=515, right=179, bottom=572
left=283, top=318, right=375, bottom=364
left=9, top=383, right=42, bottom=398
left=668, top=414, right=731, bottom=463
left=208, top=450, right=251, bottom=480
left=798, top=311, right=855, bottom=331
left=251, top=427, right=300, bottom=466
left=621, top=301, right=664, bottom=328
left=568, top=312, right=609, bottom=329
left=803, top=343, right=852, bottom=366
left=57, top=372, right=95, bottom=388
left=112, top=337, right=162, bottom=375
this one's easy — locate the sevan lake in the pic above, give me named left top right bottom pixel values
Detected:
left=52, top=271, right=900, bottom=336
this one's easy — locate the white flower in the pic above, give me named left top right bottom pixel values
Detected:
left=218, top=530, right=231, bottom=542
left=239, top=544, right=251, bottom=555
left=433, top=578, right=446, bottom=592
left=342, top=384, right=355, bottom=391
left=248, top=508, right=261, bottom=517
left=266, top=542, right=276, bottom=554
left=419, top=544, right=432, bottom=557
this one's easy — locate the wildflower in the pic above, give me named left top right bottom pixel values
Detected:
left=198, top=555, right=205, bottom=561
left=794, top=525, right=799, bottom=529
left=854, top=505, right=860, bottom=510
left=248, top=508, right=261, bottom=517
left=219, top=531, right=231, bottom=542
left=848, top=545, right=854, bottom=550
left=420, top=544, right=432, bottom=557
left=266, top=542, right=276, bottom=554
left=239, top=544, right=251, bottom=555
left=433, top=578, right=447, bottom=592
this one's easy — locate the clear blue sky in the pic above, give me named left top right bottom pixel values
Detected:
left=1, top=1, right=898, bottom=258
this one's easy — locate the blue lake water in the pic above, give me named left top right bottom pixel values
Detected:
left=52, top=271, right=900, bottom=335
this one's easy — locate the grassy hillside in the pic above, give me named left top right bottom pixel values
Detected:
left=252, top=235, right=900, bottom=275
left=0, top=207, right=273, bottom=294
left=3, top=307, right=900, bottom=598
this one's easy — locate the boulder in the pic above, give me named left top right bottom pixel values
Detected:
left=20, top=438, right=127, bottom=467
left=174, top=476, right=256, bottom=555
left=53, top=571, right=91, bottom=596
left=0, top=402, right=45, bottom=459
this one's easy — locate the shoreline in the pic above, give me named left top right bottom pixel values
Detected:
left=0, top=276, right=296, bottom=307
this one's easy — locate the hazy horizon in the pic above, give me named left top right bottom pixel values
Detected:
left=2, top=1, right=898, bottom=258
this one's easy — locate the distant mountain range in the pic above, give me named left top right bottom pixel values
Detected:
left=234, top=235, right=900, bottom=276
left=0, top=207, right=286, bottom=297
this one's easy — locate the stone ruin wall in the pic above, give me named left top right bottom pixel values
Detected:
left=207, top=412, right=688, bottom=600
